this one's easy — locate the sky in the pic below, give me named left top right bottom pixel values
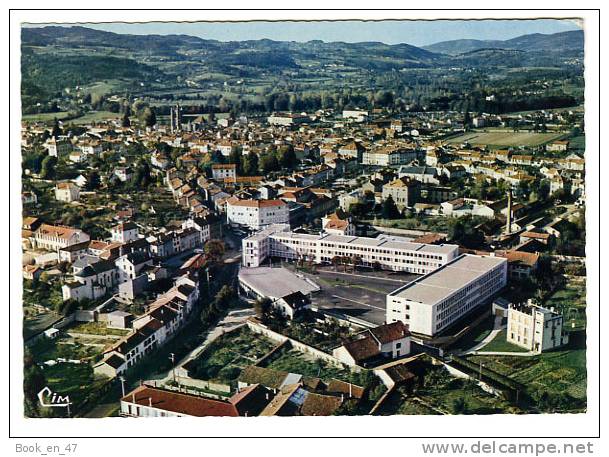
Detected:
left=23, top=19, right=582, bottom=47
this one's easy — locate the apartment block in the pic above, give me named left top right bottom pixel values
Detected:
left=386, top=254, right=508, bottom=336
left=242, top=224, right=459, bottom=273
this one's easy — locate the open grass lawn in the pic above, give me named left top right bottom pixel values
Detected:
left=415, top=370, right=514, bottom=415
left=29, top=336, right=102, bottom=363
left=68, top=321, right=130, bottom=337
left=70, top=111, right=121, bottom=125
left=188, top=327, right=276, bottom=382
left=42, top=362, right=98, bottom=407
left=22, top=111, right=71, bottom=122
left=480, top=329, right=529, bottom=353
left=451, top=315, right=495, bottom=352
left=467, top=346, right=587, bottom=407
left=265, top=349, right=360, bottom=384
left=446, top=130, right=565, bottom=148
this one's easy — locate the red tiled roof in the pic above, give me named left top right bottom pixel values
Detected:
left=122, top=386, right=239, bottom=417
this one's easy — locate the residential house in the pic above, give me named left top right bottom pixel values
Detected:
left=332, top=322, right=411, bottom=367
left=33, top=224, right=90, bottom=252
left=507, top=302, right=569, bottom=353
left=382, top=177, right=421, bottom=209
left=54, top=182, right=80, bottom=203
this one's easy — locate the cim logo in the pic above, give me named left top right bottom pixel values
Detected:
left=37, top=386, right=71, bottom=408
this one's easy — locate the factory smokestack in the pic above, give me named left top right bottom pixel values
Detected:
left=506, top=188, right=513, bottom=235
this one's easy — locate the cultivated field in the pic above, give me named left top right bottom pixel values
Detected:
left=447, top=130, right=565, bottom=147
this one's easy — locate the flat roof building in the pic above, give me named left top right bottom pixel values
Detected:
left=238, top=266, right=319, bottom=300
left=242, top=224, right=459, bottom=275
left=387, top=254, right=508, bottom=336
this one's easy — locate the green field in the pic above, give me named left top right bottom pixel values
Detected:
left=480, top=329, right=529, bottom=353
left=376, top=364, right=513, bottom=415
left=187, top=327, right=276, bottom=382
left=69, top=111, right=121, bottom=124
left=447, top=130, right=566, bottom=147
left=450, top=315, right=495, bottom=352
left=265, top=349, right=361, bottom=384
left=468, top=347, right=587, bottom=410
left=544, top=278, right=587, bottom=331
left=22, top=111, right=71, bottom=122
left=67, top=321, right=130, bottom=337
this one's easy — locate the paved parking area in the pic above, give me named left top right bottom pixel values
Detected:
left=302, top=268, right=418, bottom=326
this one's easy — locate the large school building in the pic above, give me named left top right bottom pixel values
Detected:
left=386, top=254, right=508, bottom=336
left=241, top=224, right=460, bottom=274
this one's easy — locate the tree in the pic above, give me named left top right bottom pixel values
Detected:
left=121, top=112, right=131, bottom=128
left=228, top=146, right=243, bottom=175
left=260, top=152, right=280, bottom=173
left=23, top=349, right=48, bottom=417
left=254, top=297, right=272, bottom=318
left=40, top=155, right=57, bottom=180
left=131, top=160, right=151, bottom=189
left=86, top=170, right=101, bottom=190
left=51, top=118, right=62, bottom=139
left=22, top=149, right=46, bottom=174
left=381, top=195, right=401, bottom=219
left=243, top=151, right=259, bottom=176
left=451, top=397, right=467, bottom=414
left=204, top=239, right=225, bottom=262
left=214, top=285, right=235, bottom=311
left=141, top=107, right=157, bottom=128
left=447, top=216, right=485, bottom=249
left=277, top=145, right=298, bottom=169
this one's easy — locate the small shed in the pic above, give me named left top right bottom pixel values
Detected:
left=44, top=328, right=60, bottom=339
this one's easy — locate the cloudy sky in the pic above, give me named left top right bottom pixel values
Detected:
left=23, top=18, right=582, bottom=46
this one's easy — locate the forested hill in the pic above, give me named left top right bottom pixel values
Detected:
left=423, top=30, right=583, bottom=55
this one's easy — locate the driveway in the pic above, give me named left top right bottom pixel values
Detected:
left=156, top=307, right=256, bottom=383
left=459, top=316, right=505, bottom=355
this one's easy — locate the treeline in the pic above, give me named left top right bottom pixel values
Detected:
left=21, top=52, right=164, bottom=109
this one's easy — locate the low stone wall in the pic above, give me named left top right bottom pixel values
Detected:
left=255, top=340, right=291, bottom=367
left=246, top=320, right=356, bottom=370
left=75, top=309, right=97, bottom=322
left=172, top=376, right=231, bottom=394
left=441, top=359, right=503, bottom=397
left=373, top=368, right=397, bottom=389
left=368, top=385, right=396, bottom=415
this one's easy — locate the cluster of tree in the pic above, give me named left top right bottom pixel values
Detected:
left=203, top=239, right=225, bottom=263
left=23, top=349, right=50, bottom=417
left=552, top=214, right=586, bottom=257
left=22, top=148, right=47, bottom=175
left=131, top=100, right=157, bottom=127
left=199, top=285, right=235, bottom=329
left=447, top=215, right=486, bottom=249
left=381, top=195, right=401, bottom=220
left=21, top=51, right=163, bottom=111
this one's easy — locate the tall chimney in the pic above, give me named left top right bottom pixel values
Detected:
left=505, top=188, right=512, bottom=235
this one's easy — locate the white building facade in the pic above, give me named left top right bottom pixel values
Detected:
left=507, top=302, right=569, bottom=353
left=242, top=224, right=459, bottom=273
left=386, top=254, right=508, bottom=336
left=226, top=198, right=289, bottom=230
